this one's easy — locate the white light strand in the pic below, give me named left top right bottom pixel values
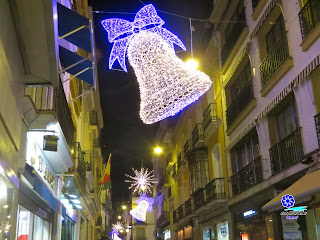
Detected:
left=125, top=167, right=157, bottom=194
left=127, top=31, right=212, bottom=124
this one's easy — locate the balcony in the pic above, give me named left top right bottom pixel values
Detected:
left=74, top=142, right=86, bottom=190
left=231, top=157, right=263, bottom=195
left=315, top=113, right=320, bottom=147
left=177, top=205, right=184, bottom=221
left=193, top=188, right=205, bottom=210
left=177, top=152, right=184, bottom=169
left=270, top=128, right=304, bottom=175
left=299, top=0, right=320, bottom=40
left=84, top=151, right=94, bottom=193
left=157, top=173, right=168, bottom=193
left=157, top=211, right=170, bottom=227
left=172, top=163, right=177, bottom=179
left=192, top=124, right=204, bottom=148
left=203, top=103, right=219, bottom=137
left=173, top=209, right=178, bottom=223
left=221, top=8, right=246, bottom=65
left=184, top=198, right=193, bottom=217
left=205, top=178, right=226, bottom=202
left=23, top=84, right=74, bottom=172
left=260, top=34, right=291, bottom=87
left=226, top=78, right=254, bottom=127
left=184, top=139, right=193, bottom=160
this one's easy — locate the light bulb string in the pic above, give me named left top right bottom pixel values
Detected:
left=190, top=18, right=193, bottom=60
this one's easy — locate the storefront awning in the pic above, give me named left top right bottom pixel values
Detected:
left=59, top=46, right=94, bottom=86
left=57, top=3, right=92, bottom=53
left=262, top=169, right=320, bottom=212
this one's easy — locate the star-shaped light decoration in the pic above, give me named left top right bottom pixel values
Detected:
left=112, top=222, right=124, bottom=233
left=125, top=168, right=157, bottom=194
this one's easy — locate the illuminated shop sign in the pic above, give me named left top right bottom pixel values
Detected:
left=280, top=194, right=307, bottom=220
left=26, top=134, right=56, bottom=190
left=243, top=209, right=256, bottom=218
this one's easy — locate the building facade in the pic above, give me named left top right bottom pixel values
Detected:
left=0, top=0, right=111, bottom=239
left=154, top=0, right=320, bottom=239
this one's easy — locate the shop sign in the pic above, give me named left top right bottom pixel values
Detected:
left=280, top=195, right=307, bottom=220
left=281, top=216, right=300, bottom=231
left=203, top=228, right=210, bottom=240
left=243, top=209, right=256, bottom=218
left=283, top=230, right=302, bottom=240
left=220, top=225, right=227, bottom=235
left=27, top=140, right=56, bottom=190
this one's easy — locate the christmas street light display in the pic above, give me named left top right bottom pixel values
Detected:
left=125, top=168, right=156, bottom=194
left=130, top=193, right=154, bottom=222
left=101, top=4, right=212, bottom=124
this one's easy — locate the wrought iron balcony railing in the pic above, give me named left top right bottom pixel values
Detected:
left=260, top=34, right=291, bottom=86
left=173, top=209, right=178, bottom=223
left=226, top=78, right=254, bottom=127
left=178, top=205, right=184, bottom=221
left=270, top=128, right=304, bottom=175
left=315, top=113, right=320, bottom=148
left=74, top=142, right=86, bottom=182
left=299, top=0, right=320, bottom=39
left=172, top=163, right=177, bottom=178
left=203, top=103, right=218, bottom=132
left=157, top=211, right=170, bottom=227
left=184, top=139, right=193, bottom=159
left=231, top=156, right=263, bottom=195
left=193, top=188, right=205, bottom=210
left=205, top=178, right=225, bottom=202
left=177, top=152, right=184, bottom=169
left=192, top=123, right=204, bottom=148
left=184, top=198, right=193, bottom=217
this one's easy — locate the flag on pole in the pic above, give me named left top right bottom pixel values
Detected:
left=99, top=153, right=111, bottom=190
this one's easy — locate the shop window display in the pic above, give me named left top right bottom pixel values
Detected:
left=0, top=168, right=16, bottom=240
left=16, top=206, right=51, bottom=240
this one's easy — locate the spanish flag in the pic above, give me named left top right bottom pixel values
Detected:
left=99, top=153, right=111, bottom=189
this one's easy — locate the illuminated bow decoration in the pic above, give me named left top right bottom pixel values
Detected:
left=101, top=4, right=186, bottom=72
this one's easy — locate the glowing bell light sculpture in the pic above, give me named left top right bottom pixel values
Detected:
left=101, top=4, right=212, bottom=124
left=130, top=193, right=154, bottom=222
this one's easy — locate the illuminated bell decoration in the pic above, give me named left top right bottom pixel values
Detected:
left=130, top=200, right=149, bottom=222
left=101, top=4, right=212, bottom=124
left=130, top=194, right=154, bottom=222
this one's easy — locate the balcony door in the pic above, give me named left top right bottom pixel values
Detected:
left=275, top=101, right=299, bottom=142
left=266, top=15, right=285, bottom=53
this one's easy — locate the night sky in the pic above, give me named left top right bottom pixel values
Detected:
left=91, top=0, right=213, bottom=208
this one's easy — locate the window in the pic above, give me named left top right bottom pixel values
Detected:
left=221, top=0, right=246, bottom=64
left=17, top=206, right=51, bottom=240
left=190, top=160, right=209, bottom=193
left=231, top=129, right=260, bottom=173
left=230, top=62, right=252, bottom=103
left=275, top=101, right=298, bottom=141
left=266, top=16, right=285, bottom=53
left=61, top=216, right=75, bottom=240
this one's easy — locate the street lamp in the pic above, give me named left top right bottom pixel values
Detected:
left=185, top=59, right=199, bottom=69
left=122, top=205, right=127, bottom=210
left=154, top=146, right=163, bottom=155
left=117, top=215, right=122, bottom=220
